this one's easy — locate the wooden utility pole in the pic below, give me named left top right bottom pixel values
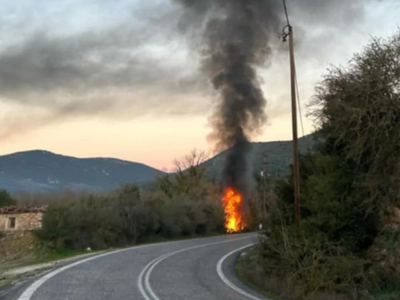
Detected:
left=282, top=0, right=300, bottom=232
left=288, top=25, right=301, bottom=230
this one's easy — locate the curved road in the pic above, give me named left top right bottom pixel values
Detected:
left=2, top=233, right=269, bottom=300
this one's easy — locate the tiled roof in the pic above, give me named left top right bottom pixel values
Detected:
left=0, top=205, right=47, bottom=214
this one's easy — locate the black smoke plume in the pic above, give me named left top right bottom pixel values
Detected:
left=175, top=0, right=283, bottom=201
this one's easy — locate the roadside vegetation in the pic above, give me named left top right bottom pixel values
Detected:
left=1, top=150, right=226, bottom=253
left=239, top=31, right=400, bottom=300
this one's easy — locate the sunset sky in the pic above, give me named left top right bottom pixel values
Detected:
left=0, top=0, right=398, bottom=170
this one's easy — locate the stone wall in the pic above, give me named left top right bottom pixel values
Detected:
left=0, top=213, right=43, bottom=231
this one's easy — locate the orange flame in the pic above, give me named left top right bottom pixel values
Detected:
left=222, top=187, right=243, bottom=233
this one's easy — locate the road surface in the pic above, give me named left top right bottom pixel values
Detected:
left=1, top=233, right=269, bottom=300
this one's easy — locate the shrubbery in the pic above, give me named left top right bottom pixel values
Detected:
left=35, top=184, right=224, bottom=250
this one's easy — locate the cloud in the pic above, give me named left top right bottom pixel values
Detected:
left=0, top=0, right=393, bottom=140
left=0, top=3, right=209, bottom=138
left=0, top=28, right=201, bottom=100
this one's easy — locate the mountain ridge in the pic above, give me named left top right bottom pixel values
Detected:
left=0, top=150, right=165, bottom=192
left=0, top=135, right=314, bottom=192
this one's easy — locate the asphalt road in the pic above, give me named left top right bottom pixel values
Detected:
left=1, top=233, right=270, bottom=300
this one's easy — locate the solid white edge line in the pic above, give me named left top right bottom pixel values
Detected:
left=17, top=242, right=170, bottom=300
left=217, top=243, right=267, bottom=300
left=139, top=235, right=256, bottom=300
left=17, top=236, right=211, bottom=300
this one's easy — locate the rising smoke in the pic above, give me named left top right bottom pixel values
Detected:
left=175, top=0, right=283, bottom=200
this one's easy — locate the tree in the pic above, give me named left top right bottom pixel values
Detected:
left=0, top=189, right=16, bottom=207
left=157, top=149, right=209, bottom=199
left=309, top=31, right=400, bottom=208
left=173, top=149, right=208, bottom=172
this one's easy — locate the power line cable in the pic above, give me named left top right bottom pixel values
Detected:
left=282, top=0, right=291, bottom=26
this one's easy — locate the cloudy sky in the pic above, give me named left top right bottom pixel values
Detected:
left=0, top=0, right=398, bottom=170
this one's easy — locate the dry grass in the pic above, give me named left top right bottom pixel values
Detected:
left=0, top=231, right=40, bottom=270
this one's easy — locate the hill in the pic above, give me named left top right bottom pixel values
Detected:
left=0, top=150, right=165, bottom=192
left=0, top=135, right=314, bottom=193
left=202, top=134, right=314, bottom=181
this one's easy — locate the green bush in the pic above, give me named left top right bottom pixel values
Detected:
left=36, top=184, right=225, bottom=250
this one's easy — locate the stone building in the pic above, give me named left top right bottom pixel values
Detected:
left=0, top=205, right=47, bottom=231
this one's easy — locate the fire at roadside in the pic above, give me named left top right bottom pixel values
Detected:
left=222, top=187, right=245, bottom=233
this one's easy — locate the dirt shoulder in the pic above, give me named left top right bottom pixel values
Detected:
left=0, top=230, right=103, bottom=287
left=0, top=251, right=104, bottom=287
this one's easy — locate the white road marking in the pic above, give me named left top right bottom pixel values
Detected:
left=17, top=239, right=183, bottom=300
left=138, top=253, right=170, bottom=300
left=217, top=244, right=268, bottom=300
left=137, top=235, right=257, bottom=300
